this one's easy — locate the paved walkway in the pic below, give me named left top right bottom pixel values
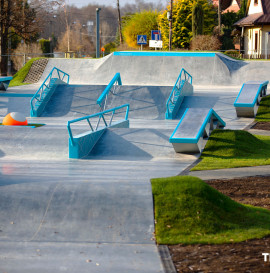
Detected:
left=189, top=165, right=270, bottom=180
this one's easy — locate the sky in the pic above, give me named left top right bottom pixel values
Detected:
left=67, top=0, right=168, bottom=8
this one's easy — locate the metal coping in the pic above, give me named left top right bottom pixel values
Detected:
left=169, top=108, right=226, bottom=144
left=0, top=76, right=13, bottom=81
left=113, top=51, right=216, bottom=57
left=234, top=80, right=269, bottom=107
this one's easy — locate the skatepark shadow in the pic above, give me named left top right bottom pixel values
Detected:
left=86, top=130, right=153, bottom=161
left=107, top=86, right=171, bottom=120
left=176, top=95, right=219, bottom=119
left=42, top=85, right=104, bottom=117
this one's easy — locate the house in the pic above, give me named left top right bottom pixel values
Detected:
left=235, top=0, right=270, bottom=58
left=212, top=0, right=241, bottom=13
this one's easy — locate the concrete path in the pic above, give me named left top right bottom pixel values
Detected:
left=189, top=165, right=270, bottom=180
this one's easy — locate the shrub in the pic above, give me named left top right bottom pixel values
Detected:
left=190, top=35, right=221, bottom=51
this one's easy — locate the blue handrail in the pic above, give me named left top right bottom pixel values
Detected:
left=166, top=68, right=192, bottom=113
left=30, top=67, right=70, bottom=115
left=67, top=104, right=129, bottom=146
left=97, top=72, right=122, bottom=107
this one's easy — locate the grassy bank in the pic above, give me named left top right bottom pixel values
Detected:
left=192, top=129, right=270, bottom=171
left=151, top=176, right=270, bottom=245
left=9, top=57, right=45, bottom=87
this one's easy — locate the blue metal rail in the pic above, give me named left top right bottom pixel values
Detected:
left=166, top=68, right=192, bottom=119
left=67, top=104, right=129, bottom=147
left=96, top=72, right=122, bottom=109
left=30, top=67, right=70, bottom=117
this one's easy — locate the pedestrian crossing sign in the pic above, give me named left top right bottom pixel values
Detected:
left=137, top=35, right=147, bottom=45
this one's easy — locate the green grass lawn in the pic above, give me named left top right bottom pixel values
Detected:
left=151, top=176, right=270, bottom=245
left=256, top=95, right=270, bottom=122
left=192, top=129, right=270, bottom=171
left=9, top=57, right=46, bottom=87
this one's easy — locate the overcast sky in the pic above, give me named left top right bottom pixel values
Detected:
left=67, top=0, right=168, bottom=8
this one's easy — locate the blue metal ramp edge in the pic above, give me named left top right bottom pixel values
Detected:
left=0, top=76, right=13, bottom=91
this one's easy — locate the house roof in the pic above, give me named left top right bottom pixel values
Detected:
left=235, top=0, right=270, bottom=26
left=234, top=12, right=264, bottom=26
left=221, top=0, right=241, bottom=11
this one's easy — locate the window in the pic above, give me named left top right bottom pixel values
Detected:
left=255, top=32, right=258, bottom=52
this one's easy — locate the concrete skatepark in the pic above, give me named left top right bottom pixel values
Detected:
left=0, top=52, right=269, bottom=272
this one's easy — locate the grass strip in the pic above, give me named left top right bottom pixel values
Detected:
left=0, top=123, right=45, bottom=128
left=9, top=57, right=46, bottom=87
left=256, top=95, right=270, bottom=122
left=151, top=176, right=270, bottom=245
left=192, top=129, right=270, bottom=171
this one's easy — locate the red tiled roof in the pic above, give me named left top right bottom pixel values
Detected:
left=213, top=0, right=241, bottom=11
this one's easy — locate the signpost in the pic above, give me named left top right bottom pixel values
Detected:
left=151, top=30, right=161, bottom=41
left=137, top=35, right=147, bottom=50
left=150, top=30, right=162, bottom=50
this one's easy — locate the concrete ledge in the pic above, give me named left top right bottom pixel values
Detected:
left=234, top=80, right=268, bottom=117
left=170, top=108, right=226, bottom=153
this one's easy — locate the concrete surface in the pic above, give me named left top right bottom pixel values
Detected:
left=1, top=53, right=268, bottom=272
left=189, top=165, right=270, bottom=180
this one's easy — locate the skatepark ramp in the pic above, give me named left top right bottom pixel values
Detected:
left=68, top=104, right=129, bottom=159
left=234, top=80, right=268, bottom=117
left=170, top=108, right=226, bottom=153
left=39, top=51, right=270, bottom=86
left=30, top=67, right=69, bottom=117
left=165, top=68, right=193, bottom=119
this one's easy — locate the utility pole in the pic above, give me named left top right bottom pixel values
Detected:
left=169, top=0, right=173, bottom=51
left=96, top=8, right=101, bottom=58
left=117, top=0, right=123, bottom=44
left=218, top=0, right=221, bottom=34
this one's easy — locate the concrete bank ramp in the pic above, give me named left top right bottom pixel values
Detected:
left=0, top=125, right=68, bottom=160
left=40, top=52, right=270, bottom=86
left=41, top=84, right=106, bottom=118
left=88, top=128, right=180, bottom=160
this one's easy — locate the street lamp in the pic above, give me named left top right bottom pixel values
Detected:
left=96, top=8, right=101, bottom=58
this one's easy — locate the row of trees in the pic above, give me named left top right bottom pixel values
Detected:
left=121, top=0, right=247, bottom=51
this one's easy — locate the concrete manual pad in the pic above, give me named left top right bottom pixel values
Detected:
left=0, top=242, right=163, bottom=273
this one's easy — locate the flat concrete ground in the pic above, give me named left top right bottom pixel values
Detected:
left=0, top=84, right=256, bottom=272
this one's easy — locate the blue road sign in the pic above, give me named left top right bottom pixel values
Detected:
left=137, top=35, right=147, bottom=45
left=151, top=30, right=161, bottom=41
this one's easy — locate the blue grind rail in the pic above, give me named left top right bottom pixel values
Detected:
left=166, top=68, right=193, bottom=120
left=97, top=72, right=122, bottom=108
left=0, top=76, right=13, bottom=91
left=67, top=104, right=129, bottom=159
left=30, top=67, right=70, bottom=117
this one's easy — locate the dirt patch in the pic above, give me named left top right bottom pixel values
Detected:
left=168, top=176, right=270, bottom=273
left=252, top=122, right=270, bottom=131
